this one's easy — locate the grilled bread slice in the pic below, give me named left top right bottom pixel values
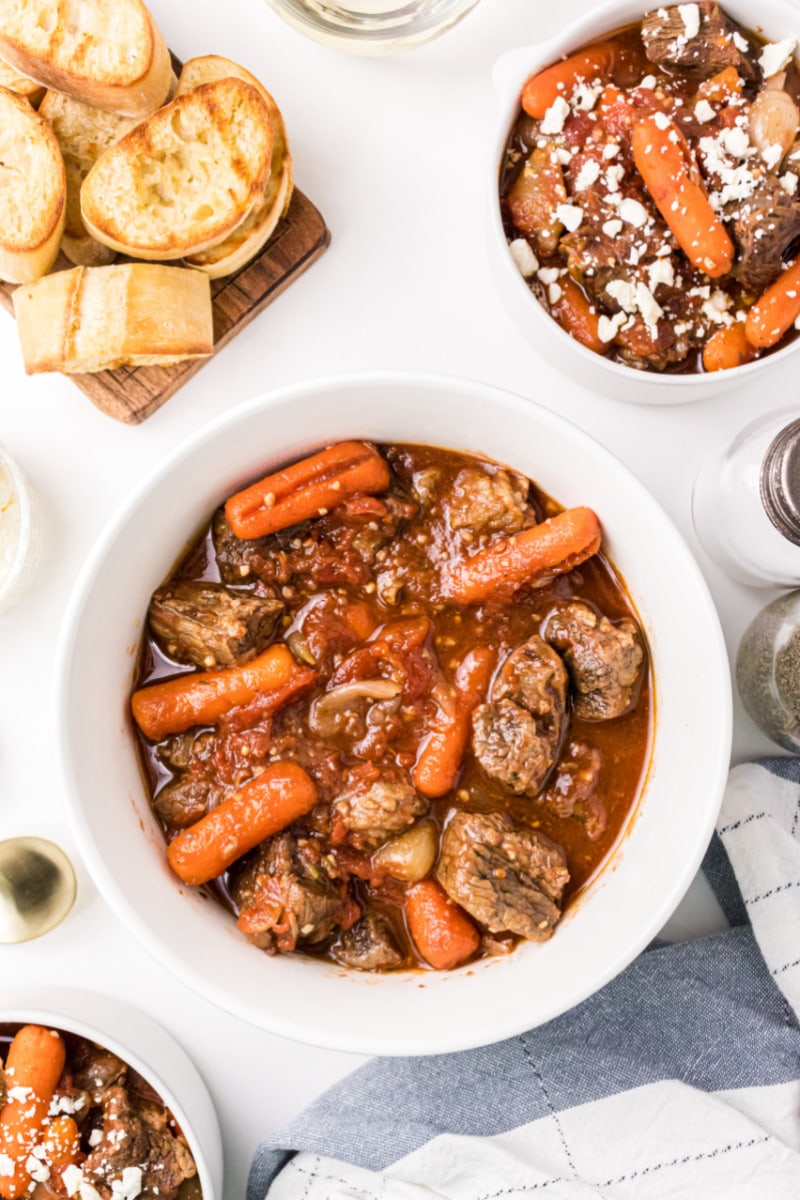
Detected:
left=0, top=0, right=171, bottom=117
left=39, top=90, right=135, bottom=267
left=176, top=56, right=293, bottom=279
left=0, top=86, right=65, bottom=283
left=0, top=56, right=44, bottom=104
left=13, top=264, right=213, bottom=374
left=80, top=77, right=275, bottom=261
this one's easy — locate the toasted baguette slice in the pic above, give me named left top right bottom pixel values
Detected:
left=0, top=0, right=171, bottom=117
left=0, top=55, right=44, bottom=104
left=39, top=90, right=135, bottom=266
left=81, top=77, right=275, bottom=261
left=176, top=57, right=294, bottom=279
left=0, top=86, right=65, bottom=283
left=13, top=264, right=213, bottom=374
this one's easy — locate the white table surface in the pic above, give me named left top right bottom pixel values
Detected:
left=0, top=0, right=790, bottom=1195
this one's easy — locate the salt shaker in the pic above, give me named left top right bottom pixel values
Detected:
left=736, top=590, right=800, bottom=752
left=692, top=409, right=800, bottom=587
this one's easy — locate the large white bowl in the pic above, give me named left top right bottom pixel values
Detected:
left=1, top=987, right=223, bottom=1198
left=57, top=372, right=731, bottom=1056
left=489, top=0, right=800, bottom=403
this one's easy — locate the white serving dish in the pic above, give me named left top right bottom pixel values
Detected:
left=1, top=987, right=223, bottom=1198
left=489, top=0, right=800, bottom=404
left=56, top=372, right=731, bottom=1056
left=0, top=445, right=41, bottom=616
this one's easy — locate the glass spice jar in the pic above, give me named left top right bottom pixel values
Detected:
left=736, top=590, right=800, bottom=752
left=692, top=409, right=800, bottom=587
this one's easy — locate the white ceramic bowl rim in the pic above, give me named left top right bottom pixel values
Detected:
left=489, top=0, right=800, bottom=391
left=0, top=445, right=33, bottom=606
left=56, top=370, right=732, bottom=1056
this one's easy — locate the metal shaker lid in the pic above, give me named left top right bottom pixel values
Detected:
left=761, top=418, right=800, bottom=547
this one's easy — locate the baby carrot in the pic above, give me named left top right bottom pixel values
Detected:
left=702, top=322, right=758, bottom=371
left=744, top=256, right=800, bottom=349
left=43, top=1115, right=81, bottom=1169
left=444, top=507, right=602, bottom=606
left=695, top=66, right=743, bottom=104
left=167, top=761, right=317, bottom=885
left=413, top=646, right=494, bottom=798
left=0, top=1026, right=66, bottom=1200
left=552, top=278, right=605, bottom=354
left=405, top=880, right=480, bottom=970
left=632, top=115, right=734, bottom=278
left=225, top=442, right=390, bottom=540
left=521, top=43, right=617, bottom=119
left=131, top=644, right=318, bottom=740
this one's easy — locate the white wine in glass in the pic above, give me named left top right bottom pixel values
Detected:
left=263, top=0, right=481, bottom=53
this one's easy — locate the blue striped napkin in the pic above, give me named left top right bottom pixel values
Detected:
left=249, top=758, right=800, bottom=1200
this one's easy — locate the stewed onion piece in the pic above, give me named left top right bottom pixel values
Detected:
left=749, top=77, right=799, bottom=165
left=373, top=819, right=438, bottom=883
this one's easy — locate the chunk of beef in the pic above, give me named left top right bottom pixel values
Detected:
left=69, top=1039, right=127, bottom=1103
left=543, top=601, right=644, bottom=720
left=641, top=3, right=758, bottom=82
left=81, top=1086, right=196, bottom=1200
left=472, top=637, right=567, bottom=796
left=153, top=775, right=213, bottom=829
left=544, top=740, right=607, bottom=840
left=212, top=509, right=279, bottom=584
left=332, top=909, right=405, bottom=971
left=445, top=467, right=530, bottom=536
left=436, top=811, right=569, bottom=941
left=729, top=173, right=800, bottom=292
left=148, top=580, right=283, bottom=669
left=230, top=833, right=351, bottom=952
left=332, top=771, right=427, bottom=849
left=506, top=144, right=567, bottom=255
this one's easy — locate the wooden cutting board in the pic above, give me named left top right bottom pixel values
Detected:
left=0, top=188, right=330, bottom=425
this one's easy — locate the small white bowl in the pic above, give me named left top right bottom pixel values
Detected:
left=1, top=987, right=223, bottom=1199
left=489, top=0, right=800, bottom=404
left=56, top=372, right=731, bottom=1056
left=0, top=446, right=42, bottom=616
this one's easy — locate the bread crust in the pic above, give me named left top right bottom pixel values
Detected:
left=12, top=263, right=214, bottom=373
left=80, top=78, right=275, bottom=259
left=176, top=56, right=294, bottom=279
left=0, top=0, right=171, bottom=116
left=0, top=54, right=44, bottom=104
left=0, top=85, right=65, bottom=283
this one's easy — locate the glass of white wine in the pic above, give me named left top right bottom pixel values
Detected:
left=263, top=0, right=481, bottom=53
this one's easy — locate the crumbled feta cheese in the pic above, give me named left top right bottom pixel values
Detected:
left=732, top=30, right=749, bottom=52
left=541, top=96, right=570, bottom=135
left=548, top=282, right=563, bottom=304
left=721, top=126, right=750, bottom=158
left=702, top=289, right=732, bottom=323
left=636, top=282, right=664, bottom=328
left=781, top=170, right=799, bottom=195
left=759, top=38, right=796, bottom=79
left=8, top=1087, right=33, bottom=1102
left=509, top=238, right=539, bottom=278
left=689, top=285, right=711, bottom=299
left=0, top=1156, right=15, bottom=1179
left=618, top=197, right=649, bottom=227
left=603, top=142, right=620, bottom=159
left=26, top=1156, right=50, bottom=1184
left=605, top=164, right=625, bottom=192
left=598, top=312, right=626, bottom=342
left=574, top=160, right=601, bottom=191
left=572, top=81, right=602, bottom=111
left=602, top=218, right=623, bottom=237
left=694, top=99, right=715, bottom=123
left=606, top=279, right=638, bottom=312
left=639, top=75, right=658, bottom=89
left=648, top=258, right=675, bottom=289
left=88, top=1129, right=103, bottom=1148
left=537, top=267, right=562, bottom=285
left=762, top=143, right=784, bottom=170
left=678, top=3, right=700, bottom=38
left=555, top=203, right=584, bottom=231
left=80, top=1185, right=104, bottom=1200
left=63, top=1166, right=84, bottom=1197
left=555, top=147, right=574, bottom=165
left=111, top=1167, right=143, bottom=1200
left=674, top=321, right=692, bottom=335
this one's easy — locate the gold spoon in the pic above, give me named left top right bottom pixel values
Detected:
left=0, top=837, right=77, bottom=944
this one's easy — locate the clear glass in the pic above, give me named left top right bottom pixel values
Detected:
left=262, top=0, right=481, bottom=54
left=736, top=589, right=800, bottom=752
